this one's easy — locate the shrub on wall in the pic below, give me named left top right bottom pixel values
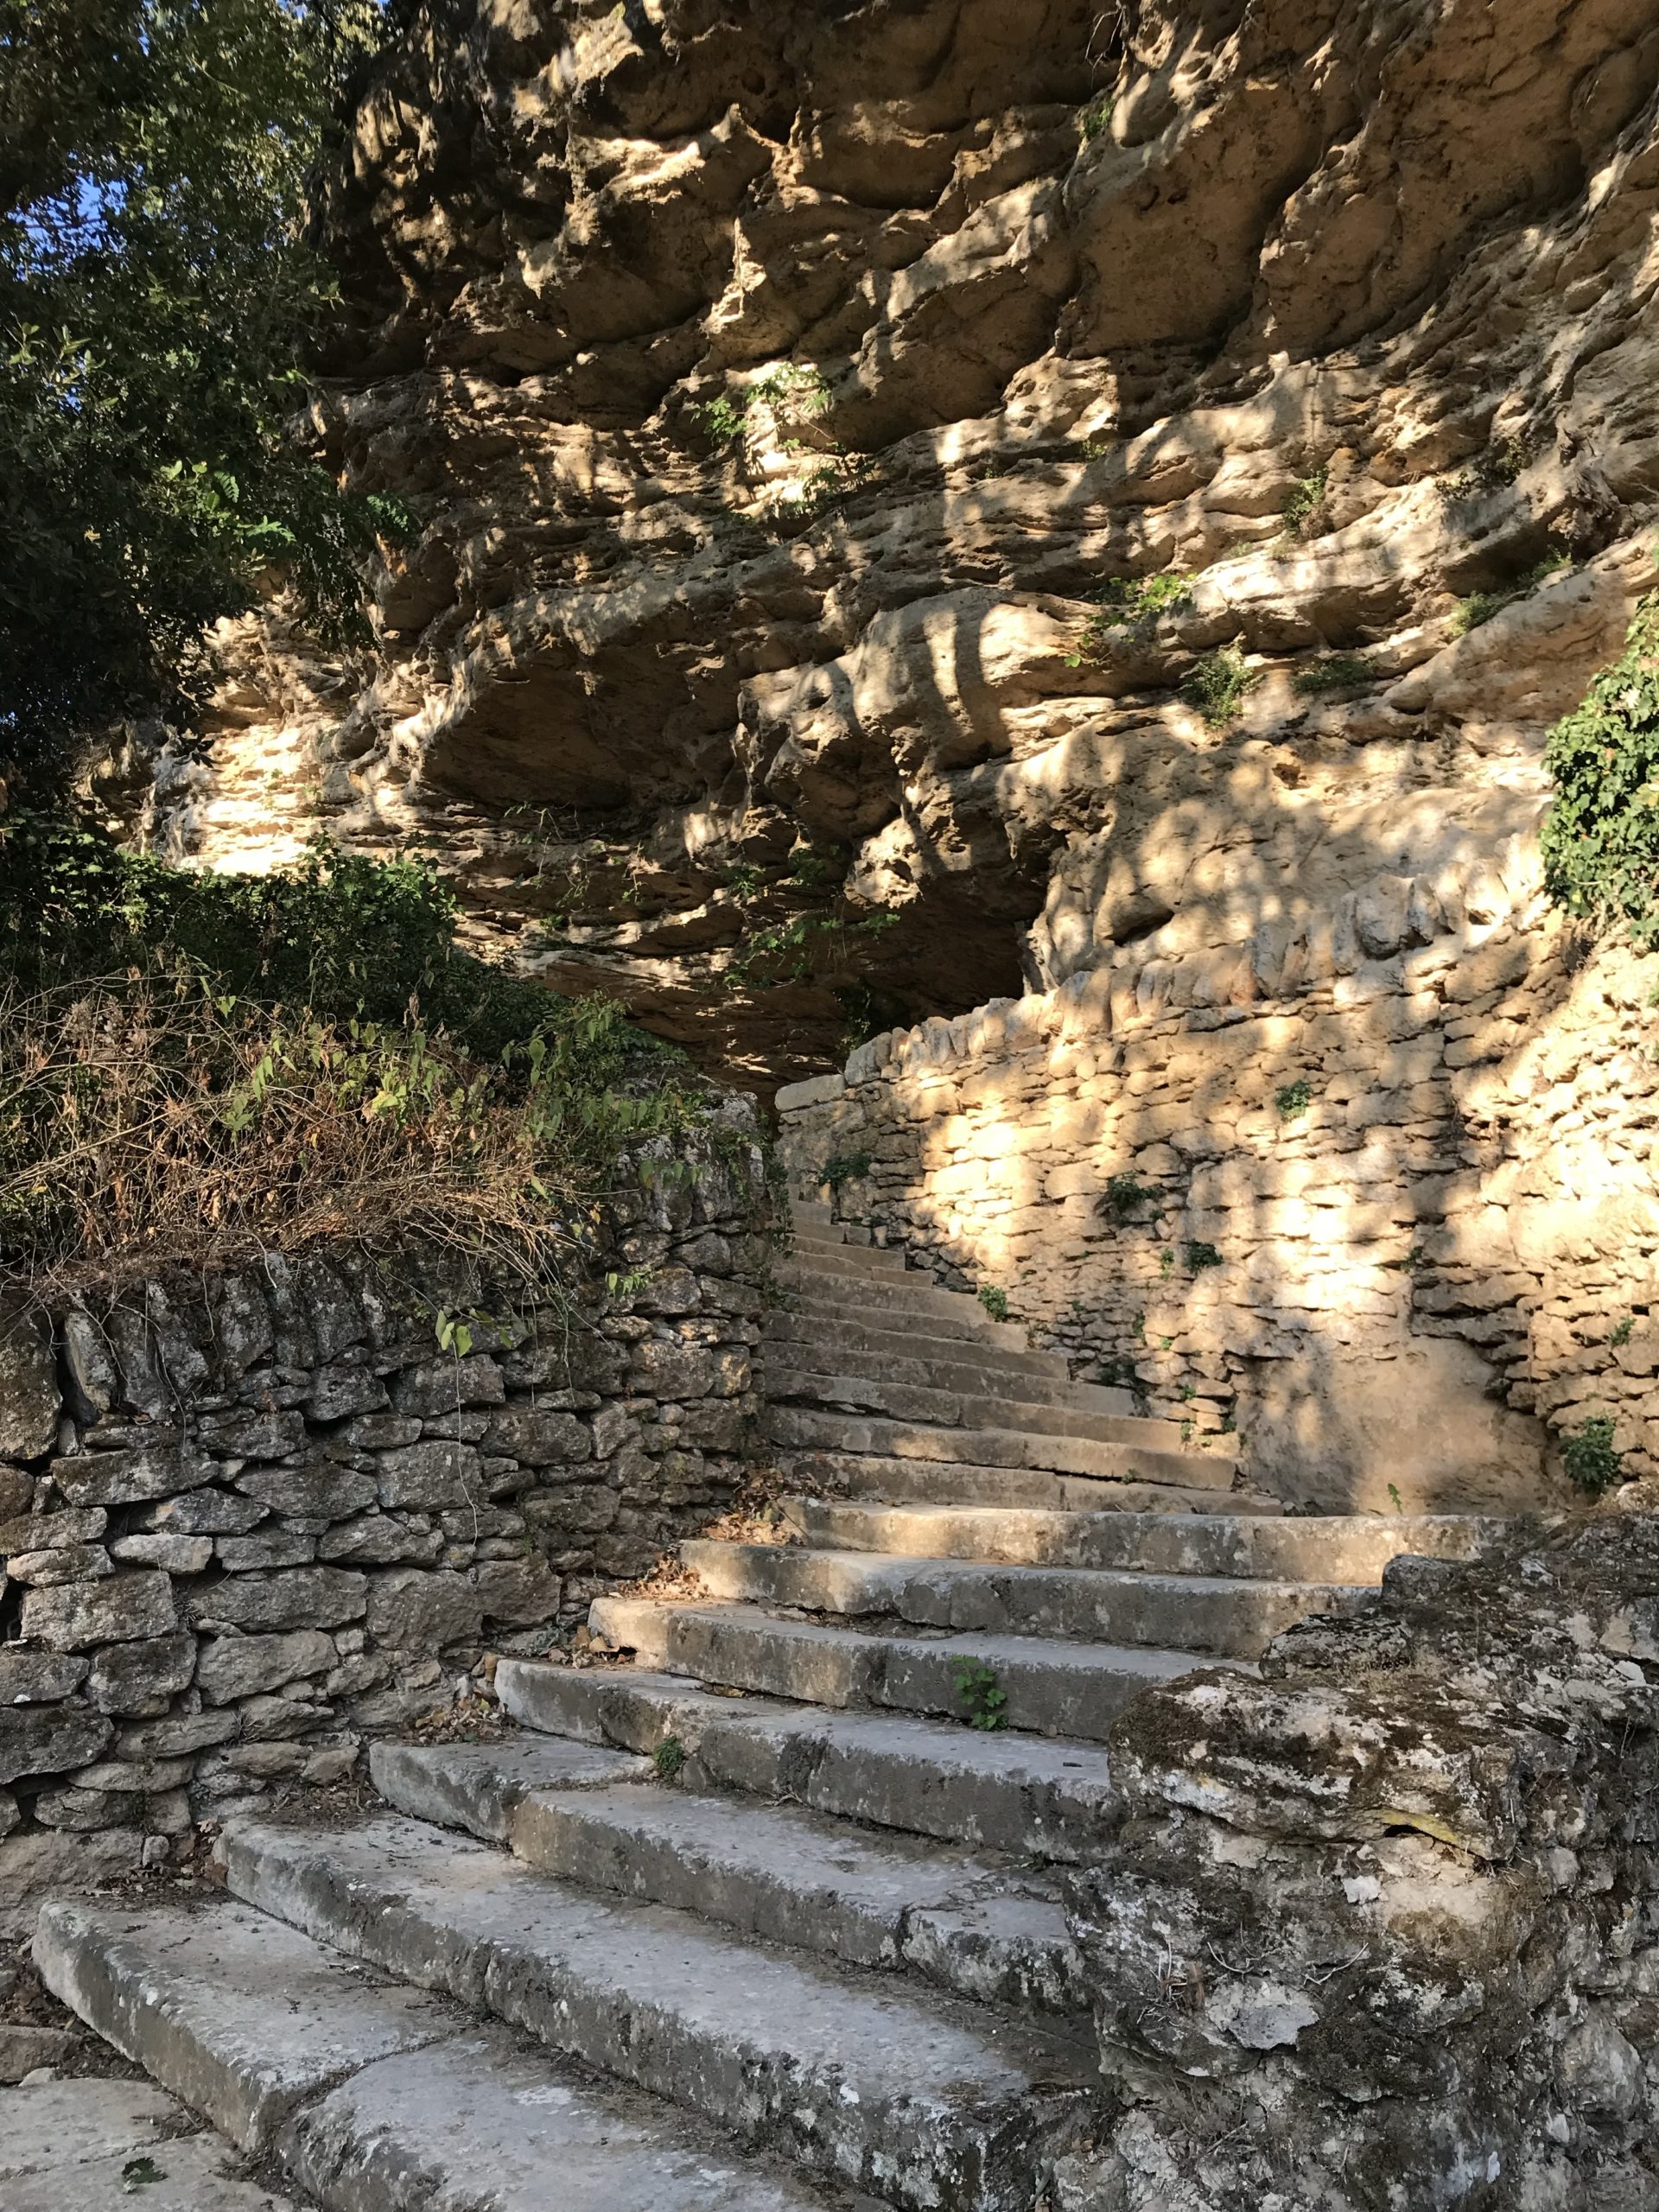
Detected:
left=1541, top=588, right=1659, bottom=941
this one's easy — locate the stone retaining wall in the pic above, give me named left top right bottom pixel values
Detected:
left=1062, top=1503, right=1659, bottom=2212
left=779, top=886, right=1659, bottom=1516
left=0, top=1109, right=773, bottom=1929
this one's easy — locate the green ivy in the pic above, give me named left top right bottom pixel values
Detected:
left=1183, top=650, right=1258, bottom=728
left=1562, top=1415, right=1622, bottom=1496
left=1540, top=590, right=1659, bottom=942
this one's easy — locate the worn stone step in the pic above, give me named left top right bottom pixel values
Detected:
left=765, top=1367, right=1169, bottom=1446
left=790, top=1200, right=836, bottom=1228
left=779, top=1449, right=1281, bottom=1516
left=789, top=1234, right=908, bottom=1274
left=783, top=1501, right=1506, bottom=1582
left=668, top=1542, right=1369, bottom=1657
left=370, top=1740, right=1086, bottom=2019
left=766, top=1338, right=1101, bottom=1408
left=762, top=1405, right=1238, bottom=1490
left=779, top=1268, right=1029, bottom=1344
left=34, top=1899, right=853, bottom=2212
left=575, top=1599, right=1217, bottom=1742
left=496, top=1660, right=1120, bottom=1861
left=219, top=1815, right=1097, bottom=2212
left=764, top=1311, right=1071, bottom=1383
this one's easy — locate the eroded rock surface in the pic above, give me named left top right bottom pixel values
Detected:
left=140, top=0, right=1659, bottom=1092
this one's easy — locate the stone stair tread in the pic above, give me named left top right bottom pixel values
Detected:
left=34, top=1899, right=853, bottom=2212
left=365, top=1734, right=653, bottom=1840
left=761, top=1406, right=1239, bottom=1489
left=764, top=1366, right=1171, bottom=1446
left=576, top=1599, right=1224, bottom=1743
left=782, top=1500, right=1508, bottom=1581
left=369, top=1740, right=1085, bottom=2018
left=669, top=1542, right=1358, bottom=1657
left=766, top=1338, right=1104, bottom=1403
left=779, top=1449, right=1281, bottom=1516
left=218, top=1814, right=1097, bottom=2212
left=764, top=1313, right=1070, bottom=1381
left=495, top=1660, right=1120, bottom=1861
left=779, top=1273, right=1030, bottom=1344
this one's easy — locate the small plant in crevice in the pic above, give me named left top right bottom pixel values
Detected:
left=1563, top=1414, right=1623, bottom=1497
left=653, top=1736, right=688, bottom=1782
left=1182, top=649, right=1259, bottom=728
left=1294, top=655, right=1374, bottom=696
left=1096, top=1354, right=1139, bottom=1389
left=822, top=1150, right=873, bottom=1192
left=1158, top=1247, right=1174, bottom=1278
left=1179, top=1418, right=1193, bottom=1444
left=1387, top=1481, right=1404, bottom=1513
left=1439, top=435, right=1535, bottom=507
left=1065, top=571, right=1193, bottom=665
left=1275, top=1078, right=1312, bottom=1121
left=1452, top=551, right=1571, bottom=636
left=1130, top=1308, right=1147, bottom=1342
left=978, top=1285, right=1010, bottom=1322
left=1103, top=1172, right=1153, bottom=1223
left=952, top=1656, right=1008, bottom=1732
left=1183, top=1241, right=1223, bottom=1274
left=1078, top=92, right=1115, bottom=141
left=1611, top=1315, right=1637, bottom=1348
left=1282, top=468, right=1328, bottom=537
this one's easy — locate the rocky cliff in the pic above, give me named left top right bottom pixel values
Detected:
left=143, top=0, right=1659, bottom=1099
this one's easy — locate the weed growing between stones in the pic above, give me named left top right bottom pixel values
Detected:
left=1078, top=92, right=1114, bottom=140
left=652, top=1737, right=688, bottom=1782
left=1065, top=571, right=1192, bottom=664
left=1103, top=1173, right=1152, bottom=1222
left=822, top=1151, right=873, bottom=1192
left=1563, top=1415, right=1623, bottom=1495
left=1612, top=1316, right=1637, bottom=1347
left=950, top=1657, right=1007, bottom=1732
left=978, top=1285, right=1009, bottom=1321
left=1276, top=1079, right=1313, bottom=1120
left=1183, top=1242, right=1223, bottom=1274
left=1182, top=649, right=1258, bottom=727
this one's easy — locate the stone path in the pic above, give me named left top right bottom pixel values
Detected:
left=29, top=1201, right=1505, bottom=2211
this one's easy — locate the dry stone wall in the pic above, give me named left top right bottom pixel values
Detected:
left=0, top=1113, right=772, bottom=1932
left=1061, top=1503, right=1659, bottom=2212
left=779, top=858, right=1659, bottom=1516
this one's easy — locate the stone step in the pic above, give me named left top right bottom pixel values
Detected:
left=762, top=1404, right=1238, bottom=1490
left=369, top=1739, right=1086, bottom=2019
left=34, top=1898, right=854, bottom=2212
left=779, top=1449, right=1282, bottom=1516
left=572, top=1600, right=1220, bottom=1742
left=789, top=1233, right=909, bottom=1274
left=765, top=1367, right=1170, bottom=1447
left=764, top=1311, right=1071, bottom=1383
left=791, top=1201, right=836, bottom=1228
left=766, top=1338, right=1099, bottom=1407
left=779, top=1266, right=1029, bottom=1344
left=666, top=1542, right=1370, bottom=1658
left=218, top=1815, right=1098, bottom=2212
left=783, top=1501, right=1506, bottom=1582
left=496, top=1661, right=1120, bottom=1861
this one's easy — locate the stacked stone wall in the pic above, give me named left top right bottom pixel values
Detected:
left=0, top=1114, right=773, bottom=1930
left=779, top=880, right=1659, bottom=1516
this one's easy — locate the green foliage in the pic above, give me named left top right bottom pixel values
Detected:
left=1563, top=1414, right=1623, bottom=1496
left=724, top=906, right=897, bottom=995
left=1183, top=1241, right=1223, bottom=1274
left=1540, top=591, right=1659, bottom=942
left=696, top=395, right=747, bottom=443
left=951, top=1656, right=1007, bottom=1732
left=1275, top=1079, right=1312, bottom=1121
left=1130, top=1307, right=1146, bottom=1341
left=821, top=1150, right=872, bottom=1192
left=1282, top=470, right=1328, bottom=536
left=1103, top=1172, right=1151, bottom=1223
left=1065, top=571, right=1192, bottom=665
left=1452, top=553, right=1570, bottom=636
left=1096, top=1354, right=1138, bottom=1389
left=1182, top=649, right=1258, bottom=728
left=1612, top=1315, right=1636, bottom=1348
left=977, top=1284, right=1009, bottom=1322
left=1439, top=436, right=1534, bottom=506
left=1158, top=1246, right=1174, bottom=1277
left=0, top=0, right=398, bottom=779
left=1294, top=655, right=1374, bottom=696
left=1078, top=93, right=1115, bottom=141
left=652, top=1735, right=687, bottom=1782
left=121, top=2156, right=166, bottom=2192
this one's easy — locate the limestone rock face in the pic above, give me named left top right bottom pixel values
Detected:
left=142, top=0, right=1659, bottom=1091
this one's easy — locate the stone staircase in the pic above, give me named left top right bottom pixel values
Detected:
left=32, top=1201, right=1508, bottom=2212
